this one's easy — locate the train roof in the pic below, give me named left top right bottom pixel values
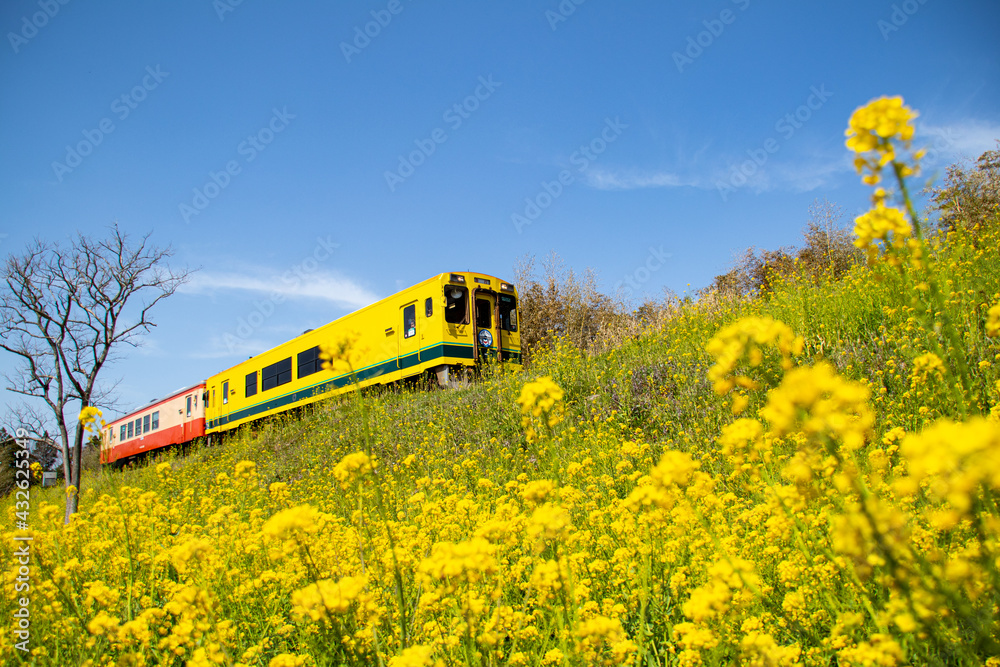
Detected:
left=105, top=381, right=206, bottom=427
left=204, top=270, right=512, bottom=377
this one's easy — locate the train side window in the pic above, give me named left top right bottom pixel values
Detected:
left=121, top=424, right=127, bottom=441
left=246, top=371, right=258, bottom=398
left=476, top=299, right=491, bottom=328
left=425, top=297, right=433, bottom=317
left=444, top=286, right=468, bottom=324
left=194, top=393, right=198, bottom=409
left=222, top=381, right=229, bottom=405
left=127, top=422, right=133, bottom=439
left=134, top=418, right=142, bottom=436
left=152, top=412, right=159, bottom=430
left=297, top=347, right=321, bottom=378
left=187, top=395, right=192, bottom=417
left=499, top=295, right=518, bottom=332
left=403, top=304, right=416, bottom=338
left=143, top=415, right=150, bottom=434
left=262, top=358, right=292, bottom=391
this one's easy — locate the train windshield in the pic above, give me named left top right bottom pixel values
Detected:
left=498, top=294, right=517, bottom=332
left=445, top=286, right=469, bottom=324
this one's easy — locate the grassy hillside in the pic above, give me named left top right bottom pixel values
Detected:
left=4, top=101, right=1000, bottom=666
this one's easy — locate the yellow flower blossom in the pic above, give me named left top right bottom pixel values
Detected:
left=79, top=406, right=105, bottom=433
left=320, top=330, right=370, bottom=375
left=986, top=301, right=1000, bottom=338
left=517, top=376, right=565, bottom=442
left=707, top=316, right=803, bottom=396
left=853, top=203, right=912, bottom=266
left=291, top=575, right=367, bottom=620
left=845, top=96, right=919, bottom=185
left=333, top=451, right=373, bottom=488
left=262, top=504, right=321, bottom=540
left=388, top=645, right=437, bottom=667
left=760, top=362, right=874, bottom=452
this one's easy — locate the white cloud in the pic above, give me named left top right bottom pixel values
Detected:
left=583, top=167, right=698, bottom=190
left=918, top=120, right=1000, bottom=163
left=181, top=270, right=379, bottom=310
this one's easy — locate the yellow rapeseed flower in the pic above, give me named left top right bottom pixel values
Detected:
left=333, top=451, right=373, bottom=489
left=268, top=655, right=309, bottom=667
left=706, top=317, right=803, bottom=396
left=986, top=301, right=1000, bottom=338
left=388, top=644, right=437, bottom=667
left=262, top=504, right=321, bottom=540
left=517, top=376, right=565, bottom=442
left=79, top=406, right=105, bottom=433
left=320, top=330, right=370, bottom=376
left=291, top=575, right=367, bottom=620
left=759, top=362, right=873, bottom=452
left=853, top=203, right=912, bottom=266
left=845, top=96, right=919, bottom=185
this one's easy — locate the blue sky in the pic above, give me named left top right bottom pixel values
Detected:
left=1, top=0, right=998, bottom=419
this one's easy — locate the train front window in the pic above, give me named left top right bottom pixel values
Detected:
left=444, top=286, right=469, bottom=325
left=187, top=395, right=192, bottom=416
left=499, top=294, right=517, bottom=332
left=222, top=381, right=229, bottom=405
left=476, top=299, right=491, bottom=328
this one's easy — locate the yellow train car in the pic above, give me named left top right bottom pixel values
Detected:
left=204, top=271, right=520, bottom=435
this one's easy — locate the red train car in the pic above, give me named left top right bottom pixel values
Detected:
left=100, top=383, right=206, bottom=464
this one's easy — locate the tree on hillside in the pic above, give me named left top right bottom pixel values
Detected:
left=0, top=224, right=190, bottom=521
left=513, top=253, right=617, bottom=361
left=797, top=198, right=859, bottom=280
left=704, top=198, right=859, bottom=298
left=929, top=145, right=1000, bottom=234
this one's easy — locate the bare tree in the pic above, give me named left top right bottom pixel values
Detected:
left=0, top=224, right=190, bottom=521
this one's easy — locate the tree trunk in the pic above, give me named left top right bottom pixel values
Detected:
left=63, top=422, right=84, bottom=524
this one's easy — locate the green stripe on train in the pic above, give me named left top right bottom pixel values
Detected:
left=207, top=343, right=518, bottom=430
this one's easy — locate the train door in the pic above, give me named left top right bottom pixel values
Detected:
left=397, top=302, right=419, bottom=376
left=220, top=379, right=231, bottom=425
left=474, top=292, right=500, bottom=363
